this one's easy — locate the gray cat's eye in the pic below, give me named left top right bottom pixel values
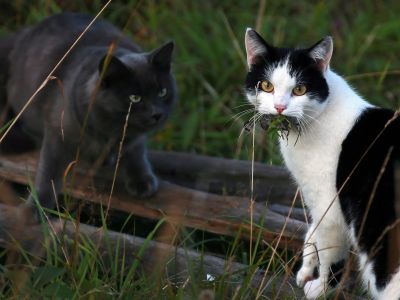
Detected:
left=158, top=88, right=167, bottom=97
left=129, top=94, right=142, bottom=103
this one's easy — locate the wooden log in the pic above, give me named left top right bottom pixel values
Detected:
left=0, top=203, right=302, bottom=298
left=269, top=204, right=308, bottom=223
left=149, top=150, right=297, bottom=205
left=0, top=152, right=306, bottom=250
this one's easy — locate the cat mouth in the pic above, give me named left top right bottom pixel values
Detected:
left=132, top=118, right=165, bottom=130
left=260, top=114, right=299, bottom=131
left=244, top=114, right=299, bottom=132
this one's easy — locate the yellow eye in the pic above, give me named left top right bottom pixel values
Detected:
left=260, top=80, right=274, bottom=93
left=292, top=85, right=307, bottom=96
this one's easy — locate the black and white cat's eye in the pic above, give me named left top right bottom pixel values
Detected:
left=292, top=85, right=307, bottom=96
left=129, top=94, right=142, bottom=103
left=260, top=80, right=274, bottom=93
left=158, top=88, right=168, bottom=97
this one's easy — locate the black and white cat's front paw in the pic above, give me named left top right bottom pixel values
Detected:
left=303, top=278, right=328, bottom=300
left=125, top=173, right=159, bottom=198
left=296, top=266, right=315, bottom=288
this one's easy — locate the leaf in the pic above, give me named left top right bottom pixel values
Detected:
left=42, top=282, right=74, bottom=299
left=32, top=266, right=65, bottom=288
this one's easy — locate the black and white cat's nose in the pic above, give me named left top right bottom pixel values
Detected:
left=274, top=104, right=287, bottom=114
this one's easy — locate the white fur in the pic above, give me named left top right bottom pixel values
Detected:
left=380, top=267, right=400, bottom=300
left=349, top=225, right=381, bottom=298
left=359, top=252, right=381, bottom=298
left=304, top=278, right=326, bottom=299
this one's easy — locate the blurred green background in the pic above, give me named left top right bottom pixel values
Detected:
left=1, top=0, right=400, bottom=164
left=0, top=2, right=399, bottom=298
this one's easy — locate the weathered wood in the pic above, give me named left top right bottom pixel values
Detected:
left=149, top=150, right=297, bottom=205
left=0, top=203, right=301, bottom=298
left=269, top=204, right=308, bottom=223
left=0, top=152, right=306, bottom=249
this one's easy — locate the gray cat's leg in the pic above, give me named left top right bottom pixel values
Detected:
left=123, top=135, right=158, bottom=198
left=28, top=129, right=69, bottom=210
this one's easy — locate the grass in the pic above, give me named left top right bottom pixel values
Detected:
left=0, top=205, right=298, bottom=299
left=0, top=0, right=399, bottom=299
left=2, top=0, right=400, bottom=163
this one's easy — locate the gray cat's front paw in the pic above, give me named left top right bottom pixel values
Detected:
left=125, top=173, right=159, bottom=198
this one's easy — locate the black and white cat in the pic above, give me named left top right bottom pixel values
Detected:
left=0, top=13, right=176, bottom=209
left=244, top=28, right=399, bottom=299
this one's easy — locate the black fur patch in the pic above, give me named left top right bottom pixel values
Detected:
left=337, top=108, right=400, bottom=288
left=245, top=45, right=329, bottom=102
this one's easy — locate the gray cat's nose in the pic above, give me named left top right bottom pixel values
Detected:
left=152, top=113, right=163, bottom=122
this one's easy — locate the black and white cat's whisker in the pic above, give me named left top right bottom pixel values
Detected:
left=301, top=114, right=322, bottom=138
left=302, top=109, right=323, bottom=123
left=298, top=117, right=318, bottom=140
left=249, top=112, right=264, bottom=127
left=227, top=109, right=258, bottom=130
left=233, top=103, right=256, bottom=109
left=242, top=112, right=263, bottom=133
left=228, top=108, right=256, bottom=122
left=237, top=115, right=259, bottom=141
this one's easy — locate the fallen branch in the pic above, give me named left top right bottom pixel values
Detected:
left=0, top=152, right=306, bottom=250
left=149, top=150, right=297, bottom=205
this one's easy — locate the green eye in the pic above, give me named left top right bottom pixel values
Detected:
left=129, top=94, right=141, bottom=103
left=158, top=88, right=167, bottom=97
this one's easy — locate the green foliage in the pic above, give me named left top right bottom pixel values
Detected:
left=1, top=0, right=399, bottom=162
left=0, top=1, right=396, bottom=298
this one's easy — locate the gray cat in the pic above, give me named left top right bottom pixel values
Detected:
left=0, top=12, right=177, bottom=209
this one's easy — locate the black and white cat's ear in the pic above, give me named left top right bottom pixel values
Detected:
left=99, top=54, right=129, bottom=85
left=149, top=41, right=174, bottom=70
left=245, top=28, right=269, bottom=69
left=308, top=36, right=333, bottom=72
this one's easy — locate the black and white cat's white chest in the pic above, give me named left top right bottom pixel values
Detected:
left=279, top=71, right=372, bottom=218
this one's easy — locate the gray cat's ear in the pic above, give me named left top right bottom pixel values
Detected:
left=245, top=28, right=268, bottom=69
left=99, top=55, right=129, bottom=86
left=149, top=41, right=174, bottom=70
left=308, top=36, right=333, bottom=72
